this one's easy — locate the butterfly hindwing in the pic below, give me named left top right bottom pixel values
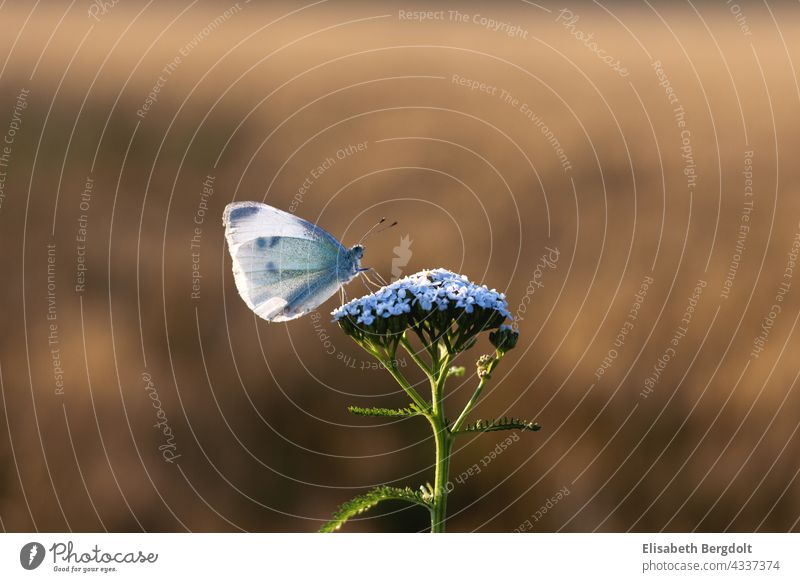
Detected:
left=242, top=266, right=342, bottom=322
left=234, top=235, right=342, bottom=273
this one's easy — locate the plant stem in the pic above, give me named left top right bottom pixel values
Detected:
left=381, top=355, right=431, bottom=414
left=397, top=335, right=457, bottom=532
left=400, top=332, right=433, bottom=379
left=429, top=349, right=453, bottom=532
left=432, top=351, right=452, bottom=418
left=430, top=420, right=452, bottom=533
left=451, top=352, right=503, bottom=434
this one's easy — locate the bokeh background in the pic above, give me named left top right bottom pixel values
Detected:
left=1, top=0, right=800, bottom=533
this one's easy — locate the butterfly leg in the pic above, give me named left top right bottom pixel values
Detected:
left=358, top=267, right=389, bottom=287
left=362, top=270, right=387, bottom=290
left=371, top=269, right=389, bottom=286
left=359, top=275, right=374, bottom=293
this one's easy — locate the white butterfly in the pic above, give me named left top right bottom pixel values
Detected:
left=223, top=202, right=365, bottom=322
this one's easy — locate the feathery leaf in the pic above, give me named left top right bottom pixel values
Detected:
left=320, top=485, right=431, bottom=533
left=347, top=404, right=421, bottom=418
left=454, top=417, right=541, bottom=435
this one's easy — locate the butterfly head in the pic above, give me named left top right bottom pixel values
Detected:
left=350, top=244, right=365, bottom=261
left=337, top=244, right=365, bottom=283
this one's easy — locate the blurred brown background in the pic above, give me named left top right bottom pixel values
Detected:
left=1, top=0, right=800, bottom=532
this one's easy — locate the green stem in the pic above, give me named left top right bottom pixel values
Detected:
left=383, top=333, right=458, bottom=532
left=413, top=326, right=438, bottom=366
left=432, top=351, right=452, bottom=419
left=451, top=352, right=503, bottom=434
left=400, top=332, right=433, bottom=379
left=383, top=359, right=430, bottom=414
left=429, top=350, right=453, bottom=532
left=431, top=420, right=452, bottom=533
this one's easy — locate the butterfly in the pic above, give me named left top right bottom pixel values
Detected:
left=223, top=202, right=367, bottom=322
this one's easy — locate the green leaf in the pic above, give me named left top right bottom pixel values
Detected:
left=320, top=486, right=432, bottom=533
left=347, top=404, right=420, bottom=418
left=454, top=417, right=541, bottom=435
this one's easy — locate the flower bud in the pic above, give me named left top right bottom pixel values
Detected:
left=477, top=354, right=494, bottom=379
left=489, top=325, right=519, bottom=353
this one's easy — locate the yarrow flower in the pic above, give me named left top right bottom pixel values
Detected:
left=321, top=268, right=540, bottom=534
left=332, top=269, right=512, bottom=353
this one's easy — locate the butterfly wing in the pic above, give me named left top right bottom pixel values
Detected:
left=223, top=202, right=355, bottom=322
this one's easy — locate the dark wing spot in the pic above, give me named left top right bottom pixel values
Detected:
left=256, top=237, right=267, bottom=248
left=229, top=205, right=259, bottom=221
left=269, top=236, right=280, bottom=247
left=266, top=261, right=277, bottom=271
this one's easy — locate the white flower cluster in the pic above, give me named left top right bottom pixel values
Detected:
left=332, top=269, right=512, bottom=327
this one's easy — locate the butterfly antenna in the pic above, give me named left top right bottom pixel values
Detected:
left=373, top=220, right=398, bottom=238
left=358, top=218, right=398, bottom=244
left=358, top=217, right=385, bottom=244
